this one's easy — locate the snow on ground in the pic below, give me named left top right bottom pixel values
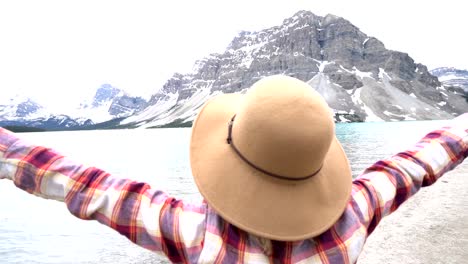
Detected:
left=379, top=68, right=392, bottom=80
left=363, top=37, right=370, bottom=45
left=308, top=71, right=339, bottom=103
left=315, top=60, right=333, bottom=72
left=25, top=107, right=53, bottom=120
left=78, top=106, right=114, bottom=123
left=438, top=74, right=465, bottom=81
left=377, top=67, right=452, bottom=120
left=339, top=65, right=373, bottom=80
left=169, top=87, right=220, bottom=122
left=132, top=84, right=222, bottom=129
left=0, top=105, right=20, bottom=120
left=352, top=67, right=373, bottom=79
left=383, top=110, right=417, bottom=121
left=351, top=87, right=382, bottom=122
left=236, top=37, right=270, bottom=68
left=121, top=92, right=179, bottom=126
left=62, top=102, right=115, bottom=124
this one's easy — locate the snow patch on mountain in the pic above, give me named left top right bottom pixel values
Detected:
left=122, top=92, right=179, bottom=127
left=0, top=83, right=148, bottom=130
left=350, top=87, right=382, bottom=122
left=122, top=82, right=226, bottom=128
left=439, top=74, right=460, bottom=82
left=0, top=96, right=50, bottom=120
left=118, top=11, right=467, bottom=128
left=67, top=103, right=115, bottom=124
left=431, top=67, right=468, bottom=92
left=352, top=67, right=373, bottom=79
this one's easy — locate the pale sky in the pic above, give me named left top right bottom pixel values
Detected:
left=0, top=0, right=467, bottom=111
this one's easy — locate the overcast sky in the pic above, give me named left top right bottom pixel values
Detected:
left=0, top=0, right=466, bottom=111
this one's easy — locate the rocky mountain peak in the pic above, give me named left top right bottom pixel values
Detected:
left=174, top=10, right=427, bottom=91
left=92, top=84, right=122, bottom=107
left=15, top=99, right=44, bottom=118
left=79, top=84, right=148, bottom=121
left=322, top=13, right=341, bottom=23
left=121, top=11, right=467, bottom=128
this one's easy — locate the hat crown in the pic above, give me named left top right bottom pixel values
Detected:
left=231, top=76, right=334, bottom=179
left=190, top=74, right=352, bottom=240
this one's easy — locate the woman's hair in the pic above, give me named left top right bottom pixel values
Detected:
left=258, top=237, right=272, bottom=255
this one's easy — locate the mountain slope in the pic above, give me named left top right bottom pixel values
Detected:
left=121, top=11, right=467, bottom=128
left=0, top=84, right=148, bottom=131
left=431, top=67, right=468, bottom=93
left=78, top=84, right=148, bottom=123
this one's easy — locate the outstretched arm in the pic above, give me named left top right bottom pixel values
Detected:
left=0, top=128, right=206, bottom=263
left=351, top=114, right=468, bottom=234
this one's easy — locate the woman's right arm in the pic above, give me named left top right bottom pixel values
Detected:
left=0, top=127, right=206, bottom=263
left=351, top=114, right=468, bottom=234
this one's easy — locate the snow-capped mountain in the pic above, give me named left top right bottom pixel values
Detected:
left=3, top=11, right=467, bottom=131
left=78, top=84, right=148, bottom=124
left=0, top=115, right=94, bottom=131
left=0, top=96, right=94, bottom=130
left=120, top=10, right=468, bottom=128
left=0, top=84, right=148, bottom=130
left=431, top=67, right=468, bottom=92
left=0, top=97, right=45, bottom=120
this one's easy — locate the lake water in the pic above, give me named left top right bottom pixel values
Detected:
left=0, top=120, right=462, bottom=264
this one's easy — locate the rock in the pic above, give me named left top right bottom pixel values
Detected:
left=122, top=10, right=468, bottom=128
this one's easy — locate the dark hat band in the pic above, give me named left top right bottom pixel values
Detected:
left=226, top=115, right=322, bottom=181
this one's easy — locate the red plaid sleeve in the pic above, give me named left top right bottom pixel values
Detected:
left=0, top=128, right=207, bottom=263
left=351, top=126, right=468, bottom=234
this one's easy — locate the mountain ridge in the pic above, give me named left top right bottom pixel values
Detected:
left=2, top=10, right=467, bottom=131
left=430, top=67, right=468, bottom=93
left=0, top=84, right=148, bottom=131
left=120, top=10, right=467, bottom=128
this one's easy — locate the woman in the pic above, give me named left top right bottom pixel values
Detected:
left=1, top=75, right=467, bottom=263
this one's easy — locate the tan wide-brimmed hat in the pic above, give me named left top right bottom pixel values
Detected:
left=190, top=75, right=352, bottom=241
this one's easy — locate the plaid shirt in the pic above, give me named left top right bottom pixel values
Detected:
left=0, top=124, right=467, bottom=264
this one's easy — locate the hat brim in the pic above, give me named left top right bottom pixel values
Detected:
left=190, top=94, right=352, bottom=241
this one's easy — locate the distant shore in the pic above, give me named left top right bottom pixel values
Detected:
left=358, top=163, right=468, bottom=263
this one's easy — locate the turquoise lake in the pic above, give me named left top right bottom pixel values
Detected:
left=0, top=119, right=461, bottom=263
